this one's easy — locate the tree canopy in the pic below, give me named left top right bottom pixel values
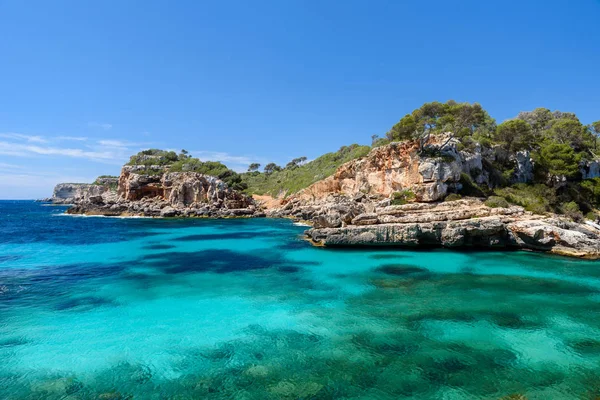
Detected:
left=494, top=119, right=534, bottom=152
left=536, top=142, right=581, bottom=184
left=386, top=100, right=495, bottom=143
left=247, top=163, right=261, bottom=172
left=263, top=163, right=282, bottom=175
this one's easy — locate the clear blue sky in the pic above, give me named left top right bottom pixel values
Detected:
left=1, top=0, right=599, bottom=199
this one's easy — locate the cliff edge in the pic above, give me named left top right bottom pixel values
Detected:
left=56, top=156, right=260, bottom=218
left=267, top=137, right=600, bottom=259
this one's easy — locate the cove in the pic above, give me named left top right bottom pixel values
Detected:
left=2, top=201, right=600, bottom=399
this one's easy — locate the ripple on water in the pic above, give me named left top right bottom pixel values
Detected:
left=3, top=202, right=600, bottom=399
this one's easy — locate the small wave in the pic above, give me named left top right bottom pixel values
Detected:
left=293, top=222, right=311, bottom=227
left=53, top=214, right=153, bottom=219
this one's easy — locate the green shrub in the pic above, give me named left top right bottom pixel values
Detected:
left=460, top=173, right=487, bottom=197
left=485, top=196, right=509, bottom=208
left=561, top=201, right=583, bottom=222
left=494, top=183, right=556, bottom=214
left=127, top=149, right=180, bottom=166
left=241, top=144, right=371, bottom=196
left=391, top=190, right=415, bottom=205
left=580, top=178, right=600, bottom=207
left=445, top=193, right=462, bottom=202
left=585, top=211, right=598, bottom=221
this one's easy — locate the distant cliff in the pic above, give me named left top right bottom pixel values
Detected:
left=53, top=151, right=259, bottom=218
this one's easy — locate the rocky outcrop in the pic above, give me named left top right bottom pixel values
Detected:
left=304, top=198, right=600, bottom=259
left=52, top=183, right=90, bottom=204
left=290, top=135, right=462, bottom=203
left=51, top=183, right=115, bottom=205
left=64, top=166, right=259, bottom=218
left=49, top=138, right=599, bottom=259
left=512, top=151, right=534, bottom=183
left=262, top=137, right=598, bottom=259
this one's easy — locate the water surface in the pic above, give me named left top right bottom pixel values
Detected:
left=2, top=201, right=600, bottom=399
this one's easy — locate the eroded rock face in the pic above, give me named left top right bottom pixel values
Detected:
left=52, top=183, right=116, bottom=205
left=291, top=136, right=462, bottom=203
left=64, top=167, right=257, bottom=218
left=513, top=151, right=534, bottom=183
left=304, top=198, right=600, bottom=259
left=506, top=219, right=600, bottom=258
left=52, top=183, right=91, bottom=204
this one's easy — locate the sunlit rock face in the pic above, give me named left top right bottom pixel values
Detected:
left=305, top=198, right=600, bottom=259
left=290, top=135, right=462, bottom=203
left=52, top=183, right=116, bottom=205
left=54, top=163, right=257, bottom=218
left=512, top=150, right=534, bottom=183
left=52, top=183, right=92, bottom=204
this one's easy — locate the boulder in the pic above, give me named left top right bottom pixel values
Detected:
left=160, top=206, right=178, bottom=217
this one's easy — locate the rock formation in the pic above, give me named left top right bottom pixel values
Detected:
left=301, top=198, right=600, bottom=259
left=60, top=165, right=259, bottom=218
left=291, top=135, right=463, bottom=203
left=50, top=183, right=107, bottom=204
left=265, top=137, right=600, bottom=259
left=49, top=137, right=600, bottom=259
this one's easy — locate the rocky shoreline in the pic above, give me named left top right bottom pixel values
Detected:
left=63, top=170, right=264, bottom=218
left=298, top=198, right=600, bottom=259
left=47, top=137, right=600, bottom=260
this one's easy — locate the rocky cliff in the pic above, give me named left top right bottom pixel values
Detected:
left=49, top=138, right=600, bottom=258
left=302, top=198, right=600, bottom=259
left=265, top=137, right=600, bottom=259
left=291, top=135, right=462, bottom=202
left=50, top=182, right=116, bottom=204
left=62, top=166, right=259, bottom=218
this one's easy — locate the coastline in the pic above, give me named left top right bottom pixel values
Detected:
left=57, top=200, right=600, bottom=261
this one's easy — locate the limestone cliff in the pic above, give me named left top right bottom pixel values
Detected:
left=48, top=139, right=600, bottom=258
left=291, top=135, right=462, bottom=203
left=303, top=198, right=600, bottom=259
left=51, top=181, right=117, bottom=205
left=62, top=165, right=258, bottom=218
left=264, top=137, right=600, bottom=259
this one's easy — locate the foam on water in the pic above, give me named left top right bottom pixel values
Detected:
left=3, top=201, right=600, bottom=399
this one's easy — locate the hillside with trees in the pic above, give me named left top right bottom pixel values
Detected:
left=122, top=101, right=599, bottom=221
left=242, top=100, right=600, bottom=221
left=241, top=144, right=370, bottom=197
left=126, top=149, right=248, bottom=191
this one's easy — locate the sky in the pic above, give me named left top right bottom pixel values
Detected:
left=1, top=0, right=599, bottom=199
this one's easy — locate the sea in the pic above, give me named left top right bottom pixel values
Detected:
left=2, top=200, right=600, bottom=399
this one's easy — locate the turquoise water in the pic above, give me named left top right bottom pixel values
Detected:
left=3, top=201, right=600, bottom=399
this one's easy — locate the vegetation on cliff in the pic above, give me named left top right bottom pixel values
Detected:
left=120, top=101, right=599, bottom=221
left=241, top=144, right=370, bottom=197
left=126, top=149, right=248, bottom=191
left=383, top=100, right=599, bottom=219
left=238, top=100, right=599, bottom=221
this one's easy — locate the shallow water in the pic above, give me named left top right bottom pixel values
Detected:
left=2, top=201, right=600, bottom=399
